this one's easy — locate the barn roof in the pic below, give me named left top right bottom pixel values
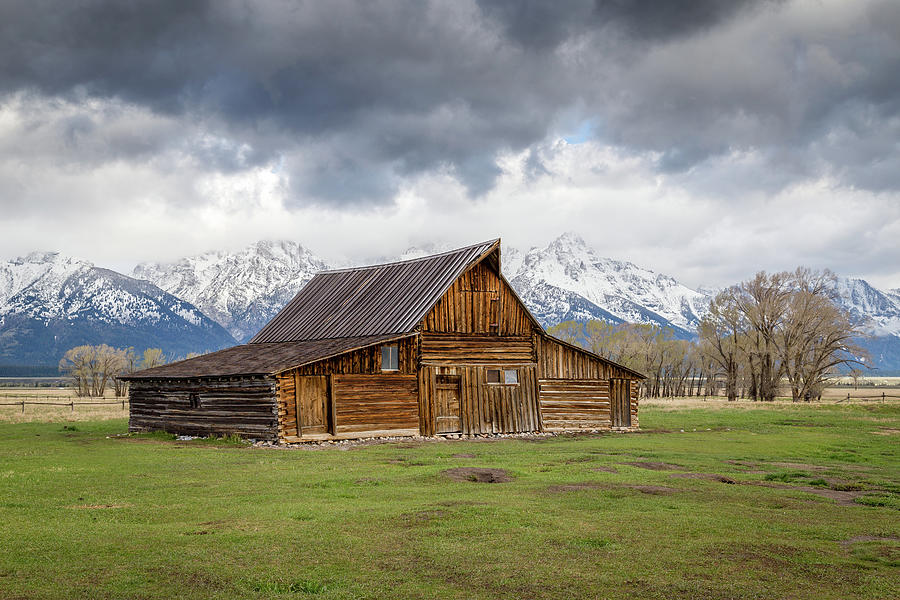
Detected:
left=122, top=333, right=414, bottom=379
left=250, top=238, right=500, bottom=343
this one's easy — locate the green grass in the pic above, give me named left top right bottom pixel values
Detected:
left=0, top=403, right=898, bottom=599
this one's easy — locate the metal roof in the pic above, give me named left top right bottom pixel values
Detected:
left=122, top=333, right=415, bottom=379
left=250, top=239, right=500, bottom=343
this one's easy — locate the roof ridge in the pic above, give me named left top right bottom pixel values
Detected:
left=319, top=238, right=499, bottom=274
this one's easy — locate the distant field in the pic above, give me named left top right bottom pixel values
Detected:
left=4, top=384, right=897, bottom=425
left=0, top=387, right=128, bottom=424
left=0, top=402, right=897, bottom=599
left=832, top=375, right=900, bottom=387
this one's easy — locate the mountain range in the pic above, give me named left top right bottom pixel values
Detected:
left=0, top=252, right=234, bottom=366
left=2, top=234, right=899, bottom=373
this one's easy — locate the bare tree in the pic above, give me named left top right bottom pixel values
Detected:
left=734, top=272, right=792, bottom=401
left=547, top=321, right=584, bottom=346
left=140, top=348, right=166, bottom=370
left=698, top=289, right=745, bottom=401
left=778, top=268, right=866, bottom=401
left=113, top=348, right=137, bottom=397
left=59, top=344, right=131, bottom=397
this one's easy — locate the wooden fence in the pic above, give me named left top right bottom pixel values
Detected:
left=0, top=395, right=128, bottom=412
left=836, top=392, right=898, bottom=403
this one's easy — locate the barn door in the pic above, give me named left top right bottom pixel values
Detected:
left=295, top=374, right=329, bottom=436
left=610, top=378, right=632, bottom=428
left=434, top=375, right=462, bottom=434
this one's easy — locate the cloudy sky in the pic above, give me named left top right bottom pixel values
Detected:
left=1, top=0, right=898, bottom=289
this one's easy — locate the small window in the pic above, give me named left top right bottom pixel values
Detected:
left=486, top=369, right=518, bottom=385
left=381, top=344, right=399, bottom=371
left=189, top=393, right=200, bottom=409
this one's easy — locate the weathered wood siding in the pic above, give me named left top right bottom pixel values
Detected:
left=291, top=336, right=416, bottom=376
left=536, top=335, right=638, bottom=380
left=420, top=334, right=533, bottom=364
left=536, top=334, right=641, bottom=430
left=539, top=379, right=611, bottom=430
left=422, top=260, right=533, bottom=335
left=276, top=337, right=418, bottom=440
left=129, top=377, right=278, bottom=440
left=332, top=374, right=419, bottom=437
left=630, top=383, right=639, bottom=428
left=419, top=365, right=540, bottom=436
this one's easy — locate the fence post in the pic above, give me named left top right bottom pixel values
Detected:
left=122, top=399, right=125, bottom=410
left=21, top=400, right=25, bottom=413
left=883, top=392, right=886, bottom=403
left=846, top=393, right=850, bottom=402
left=70, top=400, right=74, bottom=412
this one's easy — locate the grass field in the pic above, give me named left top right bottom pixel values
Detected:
left=0, top=403, right=898, bottom=599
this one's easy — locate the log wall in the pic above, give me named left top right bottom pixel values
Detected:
left=536, top=334, right=641, bottom=430
left=539, top=379, right=610, bottom=430
left=420, top=334, right=533, bottom=364
left=128, top=377, right=278, bottom=441
left=332, top=374, right=419, bottom=437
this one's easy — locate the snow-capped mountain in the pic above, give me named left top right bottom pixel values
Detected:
left=4, top=235, right=900, bottom=373
left=835, top=277, right=900, bottom=338
left=133, top=240, right=328, bottom=342
left=832, top=277, right=900, bottom=370
left=0, top=252, right=236, bottom=365
left=507, top=233, right=709, bottom=336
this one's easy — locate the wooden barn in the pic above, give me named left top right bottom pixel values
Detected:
left=124, top=240, right=644, bottom=443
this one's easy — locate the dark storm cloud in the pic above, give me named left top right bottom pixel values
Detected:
left=591, top=0, right=765, bottom=41
left=1, top=0, right=899, bottom=205
left=477, top=0, right=762, bottom=49
left=1, top=0, right=577, bottom=201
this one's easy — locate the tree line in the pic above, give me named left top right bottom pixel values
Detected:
left=58, top=346, right=168, bottom=397
left=549, top=268, right=866, bottom=401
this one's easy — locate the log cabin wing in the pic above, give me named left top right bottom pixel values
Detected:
left=124, top=239, right=645, bottom=442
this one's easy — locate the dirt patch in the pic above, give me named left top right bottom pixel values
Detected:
left=590, top=466, right=618, bottom=473
left=547, top=482, right=679, bottom=495
left=840, top=535, right=900, bottom=545
left=563, top=456, right=594, bottom=464
left=671, top=473, right=736, bottom=484
left=745, top=481, right=868, bottom=506
left=452, top=453, right=476, bottom=458
left=705, top=543, right=795, bottom=570
left=442, top=467, right=512, bottom=483
left=68, top=503, right=132, bottom=509
left=769, top=461, right=828, bottom=472
left=547, top=482, right=603, bottom=492
left=871, top=428, right=900, bottom=436
left=629, top=485, right=679, bottom=495
left=401, top=509, right=448, bottom=526
left=622, top=461, right=683, bottom=471
left=723, top=460, right=767, bottom=474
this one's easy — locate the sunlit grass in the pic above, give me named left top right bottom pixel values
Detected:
left=0, top=402, right=897, bottom=599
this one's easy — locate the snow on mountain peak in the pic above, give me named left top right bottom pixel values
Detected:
left=834, top=276, right=900, bottom=337
left=0, top=251, right=235, bottom=364
left=134, top=239, right=330, bottom=342
left=511, top=233, right=708, bottom=332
